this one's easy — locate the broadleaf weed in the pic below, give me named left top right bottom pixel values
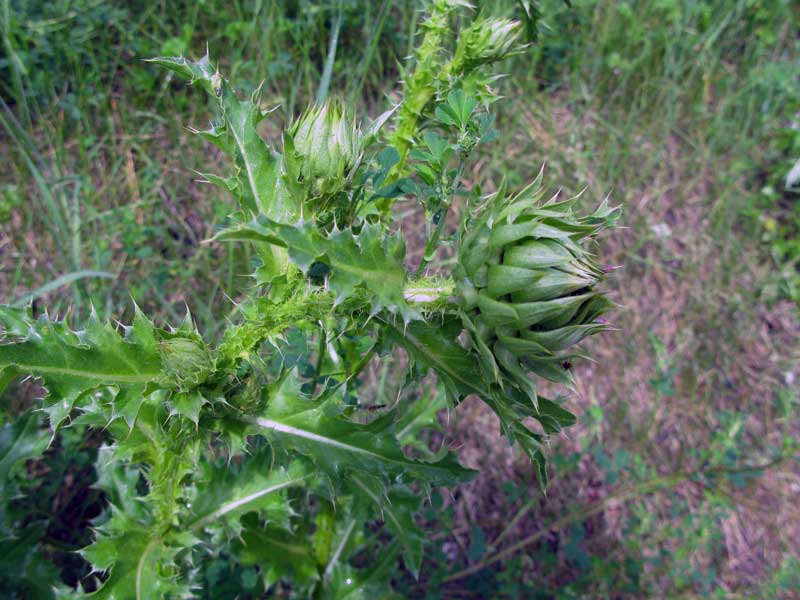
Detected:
left=0, top=3, right=621, bottom=596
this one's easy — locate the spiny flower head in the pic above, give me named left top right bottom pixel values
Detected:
left=455, top=173, right=620, bottom=396
left=289, top=100, right=363, bottom=199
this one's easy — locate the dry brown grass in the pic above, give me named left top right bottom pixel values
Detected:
left=428, top=91, right=800, bottom=597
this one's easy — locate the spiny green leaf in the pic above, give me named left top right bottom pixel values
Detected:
left=321, top=540, right=404, bottom=600
left=168, top=392, right=207, bottom=426
left=350, top=475, right=423, bottom=579
left=0, top=307, right=217, bottom=439
left=235, top=526, right=319, bottom=588
left=186, top=453, right=308, bottom=533
left=0, top=307, right=161, bottom=431
left=82, top=513, right=192, bottom=600
left=319, top=514, right=362, bottom=587
left=148, top=54, right=299, bottom=223
left=248, top=373, right=474, bottom=488
left=0, top=521, right=60, bottom=600
left=0, top=307, right=160, bottom=384
left=0, top=412, right=54, bottom=598
left=93, top=446, right=148, bottom=523
left=381, top=316, right=576, bottom=488
left=215, top=217, right=420, bottom=322
left=396, top=384, right=448, bottom=455
left=0, top=412, right=48, bottom=484
left=380, top=316, right=488, bottom=401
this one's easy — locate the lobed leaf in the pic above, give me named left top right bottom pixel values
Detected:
left=215, top=217, right=420, bottom=322
left=82, top=513, right=193, bottom=600
left=0, top=307, right=161, bottom=432
left=320, top=539, right=403, bottom=600
left=248, top=373, right=475, bottom=488
left=186, top=453, right=308, bottom=533
left=148, top=54, right=300, bottom=223
left=381, top=316, right=576, bottom=487
left=350, top=475, right=424, bottom=579
left=0, top=412, right=49, bottom=484
left=234, top=526, right=319, bottom=588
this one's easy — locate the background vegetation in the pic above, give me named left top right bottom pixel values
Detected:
left=1, top=0, right=798, bottom=597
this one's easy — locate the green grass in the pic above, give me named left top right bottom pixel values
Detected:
left=0, top=0, right=414, bottom=332
left=1, top=0, right=798, bottom=596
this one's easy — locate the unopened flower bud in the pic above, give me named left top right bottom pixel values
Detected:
left=159, top=335, right=213, bottom=390
left=290, top=100, right=362, bottom=197
left=455, top=175, right=620, bottom=390
left=454, top=17, right=524, bottom=71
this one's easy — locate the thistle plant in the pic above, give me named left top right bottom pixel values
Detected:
left=0, top=3, right=619, bottom=597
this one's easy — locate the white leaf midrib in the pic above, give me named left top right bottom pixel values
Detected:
left=190, top=475, right=307, bottom=530
left=136, top=537, right=159, bottom=600
left=3, top=362, right=157, bottom=383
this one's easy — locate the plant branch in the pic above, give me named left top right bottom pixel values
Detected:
left=416, top=154, right=466, bottom=276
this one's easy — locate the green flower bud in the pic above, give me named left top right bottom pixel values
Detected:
left=455, top=174, right=620, bottom=392
left=289, top=100, right=362, bottom=198
left=453, top=17, right=524, bottom=72
left=159, top=334, right=214, bottom=390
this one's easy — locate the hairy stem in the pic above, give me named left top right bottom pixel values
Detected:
left=388, top=0, right=458, bottom=179
left=218, top=278, right=458, bottom=362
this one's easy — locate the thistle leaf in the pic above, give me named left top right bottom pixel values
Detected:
left=93, top=446, right=148, bottom=522
left=0, top=412, right=55, bottom=598
left=148, top=54, right=300, bottom=223
left=396, top=384, right=448, bottom=455
left=0, top=412, right=49, bottom=483
left=350, top=475, right=424, bottom=579
left=186, top=453, right=308, bottom=533
left=235, top=526, right=319, bottom=588
left=381, top=317, right=576, bottom=488
left=0, top=307, right=161, bottom=431
left=82, top=514, right=192, bottom=600
left=320, top=539, right=403, bottom=600
left=248, top=373, right=475, bottom=487
left=380, top=317, right=488, bottom=401
left=215, top=217, right=420, bottom=322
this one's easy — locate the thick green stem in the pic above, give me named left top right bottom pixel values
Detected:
left=388, top=0, right=458, bottom=180
left=403, top=280, right=455, bottom=303
left=150, top=439, right=192, bottom=531
left=218, top=278, right=458, bottom=365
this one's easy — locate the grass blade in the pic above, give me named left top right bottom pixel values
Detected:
left=10, top=270, right=114, bottom=307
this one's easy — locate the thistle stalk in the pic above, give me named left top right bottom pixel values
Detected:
left=389, top=0, right=459, bottom=172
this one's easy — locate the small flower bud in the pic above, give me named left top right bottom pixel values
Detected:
left=289, top=100, right=362, bottom=198
left=454, top=17, right=524, bottom=71
left=159, top=335, right=213, bottom=390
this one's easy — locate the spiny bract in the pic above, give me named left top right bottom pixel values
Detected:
left=455, top=173, right=621, bottom=399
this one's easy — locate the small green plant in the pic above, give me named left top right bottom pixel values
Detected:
left=0, top=2, right=619, bottom=596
